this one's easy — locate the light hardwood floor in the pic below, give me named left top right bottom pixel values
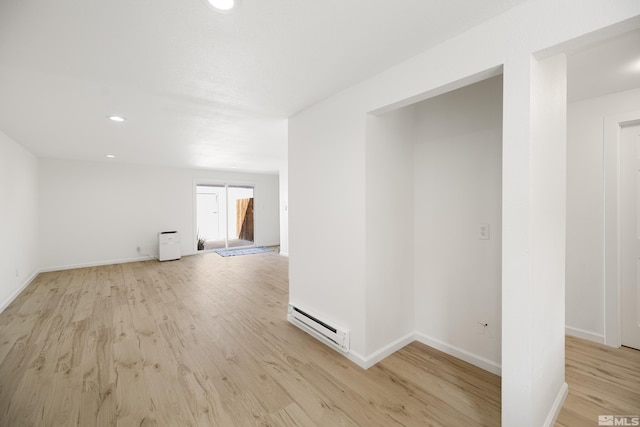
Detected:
left=555, top=336, right=640, bottom=426
left=0, top=251, right=637, bottom=426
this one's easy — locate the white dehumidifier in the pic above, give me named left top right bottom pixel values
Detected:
left=158, top=231, right=181, bottom=261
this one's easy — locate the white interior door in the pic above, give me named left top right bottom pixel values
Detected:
left=621, top=123, right=640, bottom=350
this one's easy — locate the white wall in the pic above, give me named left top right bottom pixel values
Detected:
left=566, top=87, right=640, bottom=341
left=359, top=76, right=503, bottom=368
left=529, top=54, right=568, bottom=427
left=289, top=97, right=367, bottom=358
left=289, top=1, right=640, bottom=425
left=413, top=76, right=503, bottom=372
left=279, top=130, right=289, bottom=257
left=365, top=107, right=416, bottom=359
left=38, top=158, right=280, bottom=271
left=0, top=131, right=39, bottom=311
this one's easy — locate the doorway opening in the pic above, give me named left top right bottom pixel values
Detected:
left=364, top=72, right=504, bottom=374
left=564, top=27, right=640, bottom=348
left=619, top=122, right=640, bottom=350
left=196, top=184, right=255, bottom=250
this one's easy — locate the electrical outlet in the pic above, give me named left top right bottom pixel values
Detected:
left=136, top=245, right=141, bottom=253
left=479, top=223, right=490, bottom=240
left=15, top=268, right=19, bottom=278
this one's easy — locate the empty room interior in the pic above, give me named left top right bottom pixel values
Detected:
left=2, top=1, right=640, bottom=426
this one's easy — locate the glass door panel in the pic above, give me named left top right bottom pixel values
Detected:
left=196, top=185, right=226, bottom=250
left=227, top=186, right=254, bottom=248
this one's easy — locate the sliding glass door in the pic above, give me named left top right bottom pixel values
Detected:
left=196, top=184, right=254, bottom=250
left=227, top=186, right=254, bottom=248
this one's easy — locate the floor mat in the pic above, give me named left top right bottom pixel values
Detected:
left=215, top=247, right=272, bottom=257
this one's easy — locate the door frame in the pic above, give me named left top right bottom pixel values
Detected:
left=604, top=111, right=640, bottom=347
left=193, top=178, right=257, bottom=252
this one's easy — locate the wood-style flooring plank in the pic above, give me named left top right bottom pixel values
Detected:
left=556, top=336, right=640, bottom=426
left=1, top=251, right=639, bottom=426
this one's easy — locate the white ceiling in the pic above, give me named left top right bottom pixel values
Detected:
left=567, top=27, right=640, bottom=103
left=0, top=0, right=530, bottom=173
left=1, top=1, right=638, bottom=174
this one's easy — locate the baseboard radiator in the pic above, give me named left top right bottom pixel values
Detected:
left=287, top=304, right=350, bottom=352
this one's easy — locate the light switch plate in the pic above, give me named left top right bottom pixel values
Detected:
left=479, top=223, right=490, bottom=240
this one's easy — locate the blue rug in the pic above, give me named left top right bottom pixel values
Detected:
left=215, top=247, right=272, bottom=257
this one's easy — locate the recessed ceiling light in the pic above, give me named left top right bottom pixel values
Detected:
left=106, top=154, right=116, bottom=158
left=207, top=0, right=235, bottom=12
left=108, top=115, right=125, bottom=122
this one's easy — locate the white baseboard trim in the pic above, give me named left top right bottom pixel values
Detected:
left=415, top=332, right=502, bottom=376
left=0, top=270, right=39, bottom=314
left=565, top=326, right=605, bottom=344
left=344, top=349, right=368, bottom=369
left=279, top=251, right=289, bottom=257
left=258, top=242, right=281, bottom=249
left=39, top=255, right=159, bottom=273
left=335, top=331, right=502, bottom=375
left=294, top=324, right=502, bottom=374
left=359, top=333, right=416, bottom=369
left=543, top=382, right=568, bottom=427
left=288, top=318, right=413, bottom=370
